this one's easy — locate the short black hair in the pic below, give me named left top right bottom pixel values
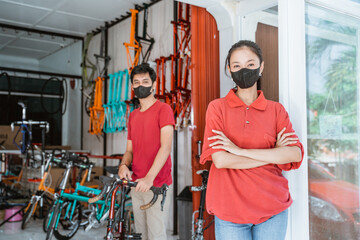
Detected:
left=225, top=40, right=263, bottom=76
left=130, top=63, right=156, bottom=83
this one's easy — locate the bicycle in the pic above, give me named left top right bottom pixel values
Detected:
left=89, top=175, right=169, bottom=240
left=44, top=152, right=89, bottom=240
left=44, top=152, right=117, bottom=240
left=6, top=102, right=49, bottom=186
left=191, top=169, right=213, bottom=240
left=22, top=148, right=95, bottom=231
left=21, top=149, right=57, bottom=230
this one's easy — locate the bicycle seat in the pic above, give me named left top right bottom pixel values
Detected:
left=196, top=169, right=208, bottom=175
left=104, top=166, right=118, bottom=175
left=99, top=175, right=115, bottom=186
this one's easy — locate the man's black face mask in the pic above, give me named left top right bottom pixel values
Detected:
left=134, top=85, right=153, bottom=99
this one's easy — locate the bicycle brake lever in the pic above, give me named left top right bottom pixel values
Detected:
left=104, top=181, right=118, bottom=203
left=160, top=184, right=169, bottom=211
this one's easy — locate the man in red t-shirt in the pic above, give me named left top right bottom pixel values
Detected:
left=118, top=63, right=175, bottom=240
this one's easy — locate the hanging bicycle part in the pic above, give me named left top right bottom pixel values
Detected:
left=103, top=69, right=133, bottom=133
left=84, top=27, right=111, bottom=117
left=89, top=76, right=105, bottom=135
left=135, top=4, right=155, bottom=64
left=172, top=2, right=192, bottom=129
left=124, top=9, right=142, bottom=73
left=41, top=77, right=67, bottom=115
left=172, top=3, right=191, bottom=59
left=94, top=26, right=111, bottom=78
left=81, top=33, right=97, bottom=89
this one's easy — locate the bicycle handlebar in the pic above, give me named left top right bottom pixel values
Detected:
left=11, top=120, right=50, bottom=133
left=49, top=150, right=93, bottom=169
left=88, top=176, right=114, bottom=203
left=88, top=175, right=169, bottom=211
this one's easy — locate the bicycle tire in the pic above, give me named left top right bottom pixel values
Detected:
left=43, top=199, right=55, bottom=232
left=21, top=201, right=36, bottom=229
left=124, top=209, right=136, bottom=236
left=46, top=202, right=60, bottom=240
left=41, top=77, right=65, bottom=115
left=53, top=200, right=82, bottom=240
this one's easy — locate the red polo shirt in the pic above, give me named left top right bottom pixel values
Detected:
left=200, top=89, right=304, bottom=224
left=127, top=100, right=175, bottom=187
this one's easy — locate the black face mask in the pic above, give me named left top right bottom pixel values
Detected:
left=134, top=85, right=153, bottom=99
left=231, top=67, right=261, bottom=89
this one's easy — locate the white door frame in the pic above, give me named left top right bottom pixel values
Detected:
left=239, top=1, right=309, bottom=239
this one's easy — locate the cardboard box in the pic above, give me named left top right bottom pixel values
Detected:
left=0, top=125, right=22, bottom=150
left=48, top=166, right=103, bottom=189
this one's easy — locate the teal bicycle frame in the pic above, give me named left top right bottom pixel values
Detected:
left=104, top=69, right=133, bottom=133
left=46, top=160, right=130, bottom=239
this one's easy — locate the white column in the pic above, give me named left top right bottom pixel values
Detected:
left=278, top=0, right=309, bottom=240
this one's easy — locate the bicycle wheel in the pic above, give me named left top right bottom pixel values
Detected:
left=46, top=202, right=60, bottom=240
left=124, top=209, right=141, bottom=239
left=43, top=199, right=55, bottom=232
left=21, top=201, right=37, bottom=229
left=53, top=200, right=82, bottom=240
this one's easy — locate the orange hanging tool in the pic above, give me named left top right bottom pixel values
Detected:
left=89, top=76, right=105, bottom=135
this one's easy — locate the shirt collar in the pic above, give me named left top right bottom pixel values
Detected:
left=225, top=89, right=268, bottom=110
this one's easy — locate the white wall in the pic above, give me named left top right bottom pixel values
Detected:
left=0, top=54, right=39, bottom=71
left=39, top=40, right=82, bottom=76
left=37, top=40, right=83, bottom=150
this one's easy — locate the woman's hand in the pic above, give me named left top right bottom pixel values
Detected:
left=208, top=129, right=242, bottom=155
left=276, top=127, right=298, bottom=148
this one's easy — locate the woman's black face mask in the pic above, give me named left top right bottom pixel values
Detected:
left=231, top=67, right=261, bottom=89
left=134, top=85, right=153, bottom=99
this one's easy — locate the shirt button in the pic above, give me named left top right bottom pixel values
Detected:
left=246, top=121, right=250, bottom=124
left=246, top=107, right=249, bottom=110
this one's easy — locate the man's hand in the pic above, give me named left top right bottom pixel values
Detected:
left=135, top=176, right=154, bottom=192
left=118, top=165, right=132, bottom=180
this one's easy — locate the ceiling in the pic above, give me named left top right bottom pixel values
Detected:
left=0, top=0, right=153, bottom=60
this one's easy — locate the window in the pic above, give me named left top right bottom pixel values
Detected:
left=306, top=3, right=360, bottom=239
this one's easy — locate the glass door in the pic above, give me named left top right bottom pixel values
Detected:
left=306, top=2, right=360, bottom=239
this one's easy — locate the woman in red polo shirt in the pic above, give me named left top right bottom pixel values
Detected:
left=200, top=40, right=304, bottom=240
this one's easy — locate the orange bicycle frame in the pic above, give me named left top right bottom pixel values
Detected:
left=89, top=77, right=105, bottom=135
left=124, top=9, right=142, bottom=74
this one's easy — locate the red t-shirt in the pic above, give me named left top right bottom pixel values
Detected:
left=200, top=89, right=304, bottom=224
left=127, top=100, right=175, bottom=187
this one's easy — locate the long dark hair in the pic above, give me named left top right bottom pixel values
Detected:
left=225, top=40, right=263, bottom=90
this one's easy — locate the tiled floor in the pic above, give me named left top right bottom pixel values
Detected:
left=0, top=219, right=180, bottom=240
